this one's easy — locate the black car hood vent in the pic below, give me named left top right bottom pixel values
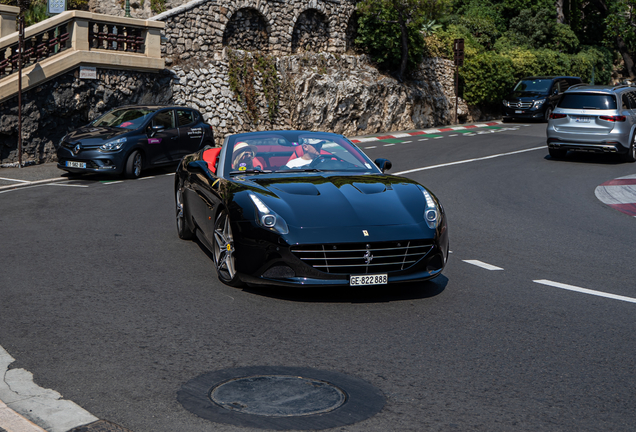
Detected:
left=271, top=183, right=320, bottom=196
left=352, top=182, right=387, bottom=194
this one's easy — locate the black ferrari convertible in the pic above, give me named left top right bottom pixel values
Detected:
left=174, top=130, right=449, bottom=287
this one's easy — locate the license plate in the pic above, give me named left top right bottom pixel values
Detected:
left=575, top=116, right=591, bottom=123
left=350, top=274, right=388, bottom=286
left=515, top=110, right=523, bottom=114
left=66, top=161, right=86, bottom=168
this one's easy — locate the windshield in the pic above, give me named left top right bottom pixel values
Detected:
left=513, top=79, right=552, bottom=94
left=92, top=108, right=154, bottom=129
left=224, top=132, right=380, bottom=175
left=557, top=93, right=617, bottom=110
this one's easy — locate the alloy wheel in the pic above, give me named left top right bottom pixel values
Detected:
left=213, top=211, right=236, bottom=282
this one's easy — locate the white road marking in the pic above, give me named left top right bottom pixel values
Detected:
left=0, top=177, right=29, bottom=183
left=534, top=280, right=636, bottom=304
left=365, top=146, right=377, bottom=149
left=139, top=176, right=155, bottom=179
left=45, top=183, right=89, bottom=188
left=449, top=134, right=458, bottom=137
left=384, top=143, right=396, bottom=147
left=105, top=181, right=124, bottom=185
left=394, top=146, right=545, bottom=175
left=164, top=173, right=175, bottom=176
left=418, top=138, right=429, bottom=141
left=434, top=136, right=443, bottom=139
left=463, top=260, right=504, bottom=271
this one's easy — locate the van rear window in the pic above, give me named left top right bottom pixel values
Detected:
left=558, top=94, right=617, bottom=110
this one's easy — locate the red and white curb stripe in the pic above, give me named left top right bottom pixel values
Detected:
left=595, top=174, right=636, bottom=217
left=350, top=122, right=503, bottom=143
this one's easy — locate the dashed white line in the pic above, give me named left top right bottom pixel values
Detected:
left=384, top=143, right=396, bottom=147
left=463, top=260, right=504, bottom=271
left=104, top=181, right=124, bottom=185
left=45, top=183, right=89, bottom=188
left=534, top=279, right=636, bottom=304
left=365, top=146, right=377, bottom=149
left=394, top=146, right=544, bottom=175
left=0, top=177, right=29, bottom=183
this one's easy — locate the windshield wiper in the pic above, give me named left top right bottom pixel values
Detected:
left=230, top=169, right=272, bottom=175
left=276, top=168, right=323, bottom=173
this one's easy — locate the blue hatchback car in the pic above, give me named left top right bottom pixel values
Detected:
left=57, top=105, right=214, bottom=178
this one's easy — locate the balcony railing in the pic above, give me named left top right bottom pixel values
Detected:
left=0, top=21, right=71, bottom=77
left=0, top=9, right=165, bottom=102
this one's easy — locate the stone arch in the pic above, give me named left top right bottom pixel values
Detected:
left=345, top=11, right=359, bottom=53
left=291, top=9, right=329, bottom=54
left=222, top=7, right=270, bottom=52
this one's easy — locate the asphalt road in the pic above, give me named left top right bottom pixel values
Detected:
left=1, top=122, right=635, bottom=432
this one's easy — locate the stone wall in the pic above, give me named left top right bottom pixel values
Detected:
left=155, top=0, right=356, bottom=64
left=159, top=51, right=471, bottom=146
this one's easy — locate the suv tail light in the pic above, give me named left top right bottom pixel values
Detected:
left=550, top=113, right=567, bottom=119
left=599, top=115, right=626, bottom=122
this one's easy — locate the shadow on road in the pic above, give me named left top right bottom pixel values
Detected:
left=544, top=153, right=625, bottom=165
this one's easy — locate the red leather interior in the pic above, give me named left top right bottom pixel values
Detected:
left=202, top=147, right=221, bottom=174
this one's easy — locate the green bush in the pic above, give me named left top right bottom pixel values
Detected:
left=461, top=52, right=516, bottom=107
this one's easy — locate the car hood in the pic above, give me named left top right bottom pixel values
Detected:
left=242, top=173, right=430, bottom=229
left=65, top=126, right=131, bottom=146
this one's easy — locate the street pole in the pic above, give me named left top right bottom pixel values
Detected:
left=17, top=11, right=24, bottom=168
left=125, top=0, right=131, bottom=17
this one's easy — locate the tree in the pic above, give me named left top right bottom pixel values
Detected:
left=357, top=0, right=449, bottom=81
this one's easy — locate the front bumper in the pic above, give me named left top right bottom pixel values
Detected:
left=57, top=147, right=125, bottom=175
left=503, top=107, right=545, bottom=119
left=232, top=219, right=449, bottom=288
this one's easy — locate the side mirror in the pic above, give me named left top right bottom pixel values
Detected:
left=186, top=160, right=209, bottom=174
left=149, top=125, right=165, bottom=137
left=553, top=88, right=559, bottom=95
left=375, top=158, right=392, bottom=173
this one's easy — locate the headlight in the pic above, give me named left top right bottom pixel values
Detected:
left=533, top=99, right=546, bottom=108
left=249, top=193, right=289, bottom=235
left=100, top=137, right=127, bottom=151
left=422, top=189, right=439, bottom=229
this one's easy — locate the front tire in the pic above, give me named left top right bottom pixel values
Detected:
left=175, top=185, right=194, bottom=240
left=124, top=150, right=142, bottom=179
left=212, top=210, right=244, bottom=287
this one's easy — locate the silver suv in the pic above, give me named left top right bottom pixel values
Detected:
left=546, top=84, right=636, bottom=162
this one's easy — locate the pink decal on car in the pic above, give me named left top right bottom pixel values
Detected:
left=148, top=138, right=162, bottom=144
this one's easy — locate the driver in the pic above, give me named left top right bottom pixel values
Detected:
left=285, top=141, right=323, bottom=168
left=231, top=142, right=258, bottom=170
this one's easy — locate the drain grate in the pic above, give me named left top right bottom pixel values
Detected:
left=178, top=366, right=385, bottom=430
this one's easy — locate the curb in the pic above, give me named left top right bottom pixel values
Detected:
left=349, top=121, right=504, bottom=143
left=0, top=400, right=47, bottom=432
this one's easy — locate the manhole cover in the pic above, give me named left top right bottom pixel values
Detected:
left=178, top=366, right=385, bottom=430
left=210, top=375, right=346, bottom=416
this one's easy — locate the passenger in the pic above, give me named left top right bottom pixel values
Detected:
left=285, top=141, right=323, bottom=168
left=232, top=142, right=258, bottom=170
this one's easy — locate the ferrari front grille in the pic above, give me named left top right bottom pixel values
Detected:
left=291, top=240, right=433, bottom=274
